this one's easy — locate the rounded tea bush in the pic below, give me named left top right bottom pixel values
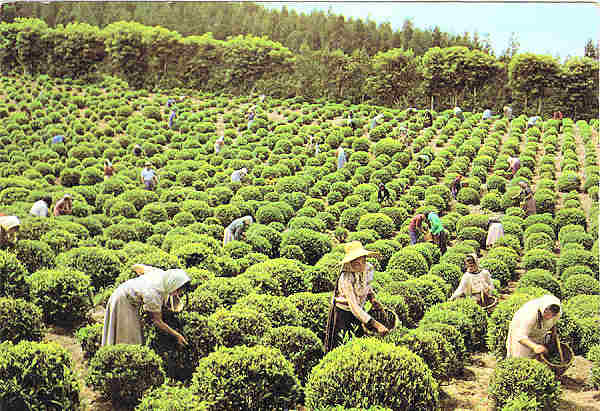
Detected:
left=0, top=341, right=81, bottom=410
left=75, top=322, right=103, bottom=360
left=522, top=249, right=557, bottom=273
left=555, top=207, right=587, bottom=233
left=143, top=311, right=220, bottom=381
left=305, top=338, right=439, bottom=410
left=281, top=228, right=331, bottom=265
left=587, top=344, right=600, bottom=389
left=517, top=269, right=561, bottom=299
left=0, top=250, right=29, bottom=299
left=234, top=294, right=301, bottom=328
left=26, top=268, right=92, bottom=325
left=479, top=257, right=511, bottom=287
left=87, top=344, right=165, bottom=406
left=0, top=297, right=44, bottom=343
left=13, top=240, right=55, bottom=274
left=287, top=292, right=330, bottom=340
left=562, top=274, right=600, bottom=300
left=561, top=265, right=595, bottom=282
left=489, top=357, right=561, bottom=409
left=386, top=328, right=457, bottom=380
left=387, top=248, right=428, bottom=277
left=260, top=325, right=323, bottom=383
left=209, top=306, right=272, bottom=347
left=557, top=248, right=598, bottom=277
left=357, top=213, right=395, bottom=239
left=191, top=344, right=302, bottom=411
left=135, top=384, right=208, bottom=411
left=428, top=263, right=462, bottom=290
left=56, top=246, right=122, bottom=290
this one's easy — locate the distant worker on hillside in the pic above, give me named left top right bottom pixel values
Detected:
left=553, top=111, right=563, bottom=132
left=507, top=156, right=521, bottom=177
left=503, top=105, right=513, bottom=121
left=30, top=196, right=52, bottom=218
left=168, top=109, right=176, bottom=129
left=246, top=106, right=256, bottom=130
left=417, top=152, right=432, bottom=171
left=231, top=167, right=248, bottom=183
left=408, top=213, right=427, bottom=245
left=453, top=106, right=464, bottom=121
left=427, top=212, right=447, bottom=254
left=104, top=159, right=115, bottom=180
left=450, top=174, right=463, bottom=200
left=214, top=135, right=225, bottom=154
left=336, top=146, right=347, bottom=171
left=482, top=109, right=492, bottom=120
left=133, top=144, right=143, bottom=157
left=486, top=217, right=504, bottom=249
left=527, top=116, right=541, bottom=129
left=519, top=181, right=536, bottom=216
left=51, top=134, right=65, bottom=145
left=141, top=162, right=159, bottom=191
left=223, top=216, right=253, bottom=246
left=370, top=114, right=384, bottom=131
left=53, top=194, right=73, bottom=216
left=0, top=215, right=20, bottom=248
left=423, top=110, right=433, bottom=128
left=377, top=183, right=391, bottom=205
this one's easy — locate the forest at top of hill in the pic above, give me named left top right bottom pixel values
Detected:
left=1, top=1, right=495, bottom=57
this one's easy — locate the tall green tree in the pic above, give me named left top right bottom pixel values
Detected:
left=366, top=48, right=420, bottom=107
left=562, top=56, right=599, bottom=119
left=508, top=53, right=561, bottom=114
left=219, top=35, right=295, bottom=94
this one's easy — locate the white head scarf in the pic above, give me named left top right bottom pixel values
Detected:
left=0, top=216, right=20, bottom=230
left=536, top=294, right=562, bottom=330
left=137, top=265, right=190, bottom=298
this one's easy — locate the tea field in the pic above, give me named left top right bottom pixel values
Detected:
left=0, top=73, right=598, bottom=410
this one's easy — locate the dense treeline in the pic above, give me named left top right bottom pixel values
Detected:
left=0, top=1, right=492, bottom=56
left=0, top=15, right=597, bottom=120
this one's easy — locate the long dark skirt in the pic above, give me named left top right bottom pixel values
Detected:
left=324, top=304, right=364, bottom=353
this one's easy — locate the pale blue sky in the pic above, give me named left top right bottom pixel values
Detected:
left=260, top=1, right=599, bottom=59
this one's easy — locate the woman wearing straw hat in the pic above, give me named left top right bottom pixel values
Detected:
left=324, top=241, right=389, bottom=353
left=449, top=254, right=494, bottom=304
left=0, top=215, right=20, bottom=248
left=53, top=194, right=73, bottom=216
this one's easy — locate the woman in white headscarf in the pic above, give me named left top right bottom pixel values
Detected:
left=0, top=216, right=20, bottom=248
left=102, top=264, right=191, bottom=347
left=506, top=294, right=561, bottom=359
left=449, top=254, right=494, bottom=303
left=231, top=167, right=248, bottom=183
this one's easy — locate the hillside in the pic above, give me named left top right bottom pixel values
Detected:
left=0, top=73, right=598, bottom=410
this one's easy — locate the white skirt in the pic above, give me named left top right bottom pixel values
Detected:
left=101, top=287, right=143, bottom=346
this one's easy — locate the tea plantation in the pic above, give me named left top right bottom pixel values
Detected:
left=0, top=73, right=598, bottom=410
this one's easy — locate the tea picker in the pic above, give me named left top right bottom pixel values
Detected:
left=102, top=264, right=191, bottom=348
left=324, top=241, right=389, bottom=353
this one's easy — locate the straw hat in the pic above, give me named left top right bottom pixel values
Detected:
left=340, top=241, right=377, bottom=265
